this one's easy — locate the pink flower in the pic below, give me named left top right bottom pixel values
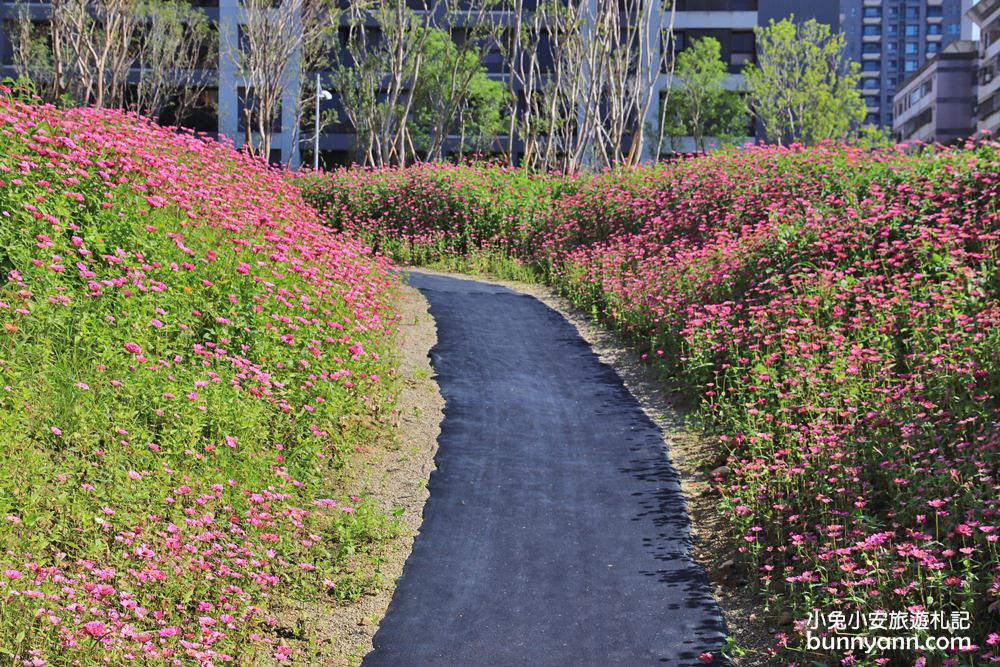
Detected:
left=50, top=426, right=62, bottom=436
left=123, top=342, right=142, bottom=355
left=82, top=620, right=106, bottom=637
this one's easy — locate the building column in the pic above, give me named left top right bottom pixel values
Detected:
left=218, top=0, right=240, bottom=152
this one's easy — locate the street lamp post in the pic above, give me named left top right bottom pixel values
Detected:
left=314, top=72, right=333, bottom=170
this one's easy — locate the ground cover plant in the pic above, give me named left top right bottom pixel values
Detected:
left=301, top=144, right=1000, bottom=666
left=0, top=88, right=402, bottom=664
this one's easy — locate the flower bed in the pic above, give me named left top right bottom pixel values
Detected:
left=302, top=144, right=999, bottom=665
left=0, top=91, right=401, bottom=663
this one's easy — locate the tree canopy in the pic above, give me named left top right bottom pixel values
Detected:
left=661, top=36, right=748, bottom=154
left=744, top=17, right=865, bottom=145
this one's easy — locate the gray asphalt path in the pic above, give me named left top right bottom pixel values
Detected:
left=363, top=272, right=726, bottom=666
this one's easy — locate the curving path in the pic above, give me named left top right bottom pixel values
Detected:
left=363, top=272, right=726, bottom=666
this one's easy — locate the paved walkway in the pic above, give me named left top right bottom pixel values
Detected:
left=363, top=272, right=725, bottom=666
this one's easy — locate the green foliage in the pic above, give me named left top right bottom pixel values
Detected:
left=661, top=37, right=748, bottom=154
left=744, top=17, right=866, bottom=145
left=0, top=75, right=37, bottom=103
left=409, top=28, right=507, bottom=160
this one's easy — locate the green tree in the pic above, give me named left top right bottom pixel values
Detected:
left=744, top=17, right=865, bottom=145
left=661, top=36, right=748, bottom=154
left=409, top=28, right=507, bottom=161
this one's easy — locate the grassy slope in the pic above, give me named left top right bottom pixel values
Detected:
left=0, top=92, right=402, bottom=663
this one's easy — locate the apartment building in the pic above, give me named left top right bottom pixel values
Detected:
left=970, top=0, right=1000, bottom=132
left=840, top=0, right=970, bottom=129
left=891, top=0, right=999, bottom=143
left=892, top=39, right=977, bottom=143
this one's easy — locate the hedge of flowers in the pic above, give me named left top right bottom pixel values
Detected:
left=0, top=90, right=402, bottom=664
left=301, top=143, right=999, bottom=666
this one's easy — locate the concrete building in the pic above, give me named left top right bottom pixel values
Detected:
left=892, top=39, right=978, bottom=142
left=840, top=0, right=971, bottom=129
left=970, top=0, right=1000, bottom=132
left=892, top=0, right=1000, bottom=143
left=646, top=0, right=839, bottom=156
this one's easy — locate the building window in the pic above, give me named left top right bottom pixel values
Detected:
left=927, top=41, right=940, bottom=54
left=906, top=6, right=920, bottom=19
left=888, top=24, right=899, bottom=37
left=863, top=43, right=881, bottom=54
left=863, top=7, right=881, bottom=18
left=864, top=78, right=880, bottom=90
left=905, top=42, right=918, bottom=54
left=927, top=23, right=943, bottom=36
left=927, top=6, right=943, bottom=18
left=730, top=31, right=755, bottom=68
left=905, top=59, right=918, bottom=73
left=905, top=25, right=919, bottom=37
left=946, top=23, right=960, bottom=35
left=863, top=60, right=880, bottom=71
left=864, top=96, right=879, bottom=108
left=889, top=7, right=899, bottom=19
left=866, top=113, right=880, bottom=124
left=887, top=42, right=898, bottom=54
left=863, top=25, right=881, bottom=36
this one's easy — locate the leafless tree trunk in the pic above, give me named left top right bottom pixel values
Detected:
left=503, top=1, right=545, bottom=168
left=330, top=0, right=436, bottom=166
left=655, top=1, right=678, bottom=162
left=232, top=0, right=331, bottom=159
left=134, top=1, right=217, bottom=124
left=501, top=0, right=674, bottom=172
left=379, top=0, right=436, bottom=166
left=11, top=0, right=219, bottom=122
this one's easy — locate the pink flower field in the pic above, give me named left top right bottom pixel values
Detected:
left=302, top=144, right=999, bottom=666
left=0, top=89, right=402, bottom=664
